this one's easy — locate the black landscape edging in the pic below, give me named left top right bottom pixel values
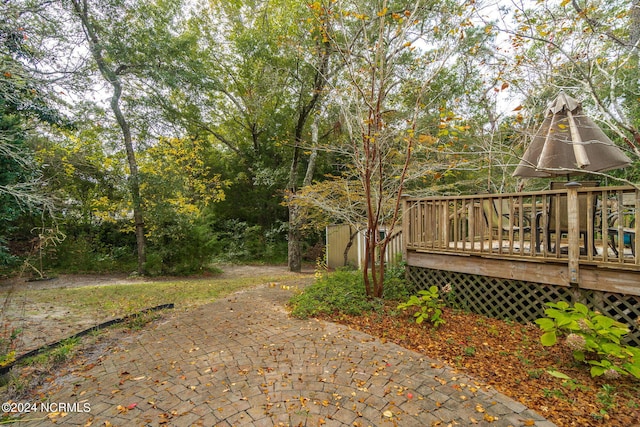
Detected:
left=0, top=303, right=174, bottom=376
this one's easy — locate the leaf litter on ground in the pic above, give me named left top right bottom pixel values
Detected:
left=321, top=304, right=640, bottom=427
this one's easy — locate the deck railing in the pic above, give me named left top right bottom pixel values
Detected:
left=403, top=185, right=639, bottom=271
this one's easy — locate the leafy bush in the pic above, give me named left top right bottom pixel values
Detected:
left=382, top=277, right=410, bottom=301
left=535, top=301, right=640, bottom=379
left=385, top=258, right=407, bottom=281
left=146, top=220, right=216, bottom=275
left=48, top=235, right=136, bottom=274
left=397, top=286, right=445, bottom=328
left=210, top=219, right=287, bottom=263
left=289, top=269, right=381, bottom=319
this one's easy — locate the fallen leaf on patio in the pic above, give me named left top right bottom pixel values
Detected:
left=475, top=403, right=485, bottom=413
left=469, top=417, right=478, bottom=424
left=521, top=420, right=536, bottom=426
left=483, top=414, right=497, bottom=422
left=383, top=410, right=394, bottom=418
left=127, top=403, right=138, bottom=410
left=47, top=412, right=67, bottom=421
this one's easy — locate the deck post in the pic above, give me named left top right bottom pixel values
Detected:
left=566, top=182, right=581, bottom=284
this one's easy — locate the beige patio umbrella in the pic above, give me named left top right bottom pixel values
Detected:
left=513, top=92, right=632, bottom=178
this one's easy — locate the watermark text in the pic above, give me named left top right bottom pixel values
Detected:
left=2, top=401, right=91, bottom=414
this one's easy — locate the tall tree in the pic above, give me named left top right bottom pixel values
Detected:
left=311, top=0, right=474, bottom=296
left=1, top=1, right=65, bottom=266
left=67, top=0, right=148, bottom=274
left=143, top=0, right=336, bottom=270
left=286, top=7, right=332, bottom=272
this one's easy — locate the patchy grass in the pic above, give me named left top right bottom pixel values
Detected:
left=23, top=274, right=303, bottom=318
left=0, top=270, right=311, bottom=404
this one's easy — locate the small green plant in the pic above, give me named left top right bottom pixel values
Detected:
left=396, top=286, right=445, bottom=328
left=463, top=346, right=476, bottom=356
left=0, top=327, right=21, bottom=368
left=527, top=368, right=545, bottom=379
left=50, top=337, right=80, bottom=364
left=626, top=399, right=639, bottom=409
left=596, top=384, right=617, bottom=413
left=124, top=311, right=160, bottom=330
left=535, top=301, right=640, bottom=379
left=542, top=388, right=565, bottom=399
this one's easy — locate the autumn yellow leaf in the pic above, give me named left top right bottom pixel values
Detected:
left=483, top=413, right=497, bottom=422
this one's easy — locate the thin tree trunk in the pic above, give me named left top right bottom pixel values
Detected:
left=287, top=204, right=302, bottom=272
left=286, top=41, right=330, bottom=272
left=71, top=0, right=146, bottom=274
left=343, top=227, right=358, bottom=267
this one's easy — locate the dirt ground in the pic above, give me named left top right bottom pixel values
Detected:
left=0, top=264, right=299, bottom=290
left=0, top=264, right=311, bottom=356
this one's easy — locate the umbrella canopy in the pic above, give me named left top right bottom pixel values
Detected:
left=513, top=92, right=632, bottom=178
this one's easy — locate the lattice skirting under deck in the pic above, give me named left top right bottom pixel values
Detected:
left=407, top=266, right=640, bottom=347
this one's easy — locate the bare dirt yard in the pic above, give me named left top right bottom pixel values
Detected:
left=0, top=264, right=307, bottom=354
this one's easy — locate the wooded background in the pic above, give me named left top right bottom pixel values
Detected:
left=1, top=0, right=638, bottom=279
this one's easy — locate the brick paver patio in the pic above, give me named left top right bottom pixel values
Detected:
left=13, top=283, right=555, bottom=426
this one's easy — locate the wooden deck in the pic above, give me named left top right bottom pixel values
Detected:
left=402, top=185, right=640, bottom=296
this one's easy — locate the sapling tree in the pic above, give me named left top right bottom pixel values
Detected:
left=303, top=0, right=476, bottom=297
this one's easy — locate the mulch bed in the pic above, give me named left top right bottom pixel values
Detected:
left=322, top=305, right=640, bottom=427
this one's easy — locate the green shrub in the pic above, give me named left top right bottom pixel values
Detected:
left=536, top=301, right=640, bottom=379
left=397, top=286, right=445, bottom=328
left=42, top=224, right=136, bottom=274
left=289, top=269, right=381, bottom=319
left=209, top=219, right=287, bottom=263
left=382, top=277, right=410, bottom=301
